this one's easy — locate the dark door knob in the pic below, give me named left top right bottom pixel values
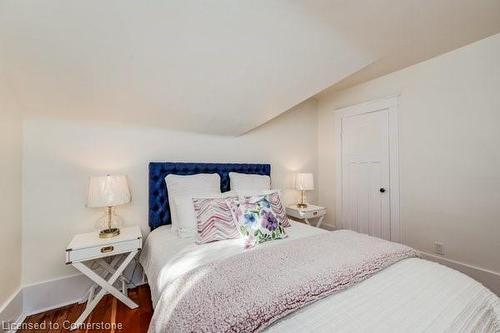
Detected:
left=379, top=188, right=386, bottom=193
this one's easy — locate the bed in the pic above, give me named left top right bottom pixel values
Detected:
left=140, top=162, right=500, bottom=333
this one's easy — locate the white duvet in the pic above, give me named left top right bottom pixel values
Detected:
left=140, top=222, right=500, bottom=332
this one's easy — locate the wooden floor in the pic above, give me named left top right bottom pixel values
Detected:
left=19, top=285, right=153, bottom=333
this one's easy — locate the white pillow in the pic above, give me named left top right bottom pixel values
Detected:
left=174, top=191, right=237, bottom=239
left=229, top=172, right=271, bottom=191
left=165, top=173, right=221, bottom=233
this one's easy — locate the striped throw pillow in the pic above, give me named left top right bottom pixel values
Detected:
left=267, top=191, right=290, bottom=227
left=193, top=197, right=240, bottom=244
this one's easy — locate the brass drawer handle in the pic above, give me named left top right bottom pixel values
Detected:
left=101, top=246, right=114, bottom=253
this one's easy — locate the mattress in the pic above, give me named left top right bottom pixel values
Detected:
left=139, top=222, right=500, bottom=332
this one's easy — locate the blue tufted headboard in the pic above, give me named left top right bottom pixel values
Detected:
left=149, top=162, right=271, bottom=230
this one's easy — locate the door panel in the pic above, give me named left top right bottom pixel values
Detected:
left=341, top=110, right=391, bottom=240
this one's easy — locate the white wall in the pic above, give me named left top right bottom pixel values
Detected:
left=0, top=67, right=23, bottom=310
left=22, top=99, right=318, bottom=285
left=318, top=33, right=500, bottom=274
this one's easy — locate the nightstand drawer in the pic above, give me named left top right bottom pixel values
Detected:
left=300, top=209, right=326, bottom=219
left=286, top=206, right=326, bottom=219
left=66, top=238, right=142, bottom=264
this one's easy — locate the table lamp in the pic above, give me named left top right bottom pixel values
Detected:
left=295, top=173, right=314, bottom=208
left=87, top=175, right=131, bottom=238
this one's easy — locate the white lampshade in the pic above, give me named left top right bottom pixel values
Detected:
left=295, top=173, right=314, bottom=191
left=87, top=175, right=131, bottom=208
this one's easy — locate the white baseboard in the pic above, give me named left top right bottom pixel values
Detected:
left=319, top=223, right=336, bottom=231
left=420, top=251, right=500, bottom=296
left=22, top=274, right=94, bottom=316
left=0, top=288, right=24, bottom=333
left=0, top=259, right=145, bottom=330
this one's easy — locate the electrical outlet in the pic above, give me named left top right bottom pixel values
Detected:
left=434, top=241, right=444, bottom=256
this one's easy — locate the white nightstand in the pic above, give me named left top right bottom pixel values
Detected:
left=66, top=225, right=142, bottom=329
left=286, top=204, right=326, bottom=228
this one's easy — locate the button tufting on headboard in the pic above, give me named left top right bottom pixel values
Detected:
left=148, top=162, right=271, bottom=231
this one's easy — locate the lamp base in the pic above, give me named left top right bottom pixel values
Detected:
left=99, top=228, right=120, bottom=239
left=297, top=203, right=308, bottom=208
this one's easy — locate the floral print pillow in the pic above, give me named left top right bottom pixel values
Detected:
left=225, top=195, right=287, bottom=248
left=240, top=191, right=290, bottom=227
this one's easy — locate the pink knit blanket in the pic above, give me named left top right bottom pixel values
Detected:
left=148, top=230, right=417, bottom=333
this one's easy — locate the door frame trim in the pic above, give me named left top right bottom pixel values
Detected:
left=334, top=96, right=401, bottom=242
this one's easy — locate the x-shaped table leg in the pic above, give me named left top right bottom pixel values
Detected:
left=70, top=251, right=139, bottom=330
left=96, top=257, right=130, bottom=294
left=80, top=256, right=123, bottom=304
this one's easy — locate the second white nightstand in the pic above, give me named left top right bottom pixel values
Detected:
left=286, top=204, right=326, bottom=228
left=66, top=225, right=142, bottom=329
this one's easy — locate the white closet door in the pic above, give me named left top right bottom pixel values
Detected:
left=341, top=109, right=391, bottom=240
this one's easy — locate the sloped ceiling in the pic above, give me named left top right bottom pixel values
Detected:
left=1, top=1, right=500, bottom=135
left=314, top=0, right=500, bottom=94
